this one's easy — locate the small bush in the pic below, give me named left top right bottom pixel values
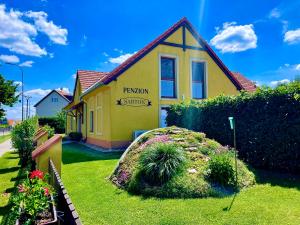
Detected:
left=69, top=132, right=82, bottom=141
left=11, top=117, right=38, bottom=167
left=139, top=143, right=186, bottom=185
left=42, top=125, right=54, bottom=138
left=207, top=154, right=235, bottom=186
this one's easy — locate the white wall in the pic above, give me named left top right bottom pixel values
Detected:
left=36, top=92, right=69, bottom=117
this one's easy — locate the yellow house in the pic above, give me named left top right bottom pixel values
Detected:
left=65, top=17, right=256, bottom=149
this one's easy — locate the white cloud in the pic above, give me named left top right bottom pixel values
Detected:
left=102, top=52, right=109, bottom=57
left=269, top=79, right=290, bottom=87
left=296, top=64, right=300, bottom=71
left=0, top=4, right=47, bottom=57
left=24, top=88, right=51, bottom=97
left=48, top=53, right=54, bottom=58
left=284, top=28, right=300, bottom=44
left=113, top=48, right=123, bottom=54
left=269, top=8, right=281, bottom=19
left=13, top=81, right=23, bottom=86
left=0, top=54, right=20, bottom=63
left=80, top=34, right=87, bottom=47
left=210, top=22, right=257, bottom=53
left=26, top=11, right=68, bottom=45
left=56, top=87, right=70, bottom=94
left=108, top=52, right=136, bottom=64
left=72, top=73, right=76, bottom=79
left=19, top=60, right=34, bottom=67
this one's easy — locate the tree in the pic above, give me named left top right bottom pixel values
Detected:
left=0, top=74, right=18, bottom=119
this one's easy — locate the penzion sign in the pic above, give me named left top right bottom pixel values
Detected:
left=117, top=87, right=151, bottom=107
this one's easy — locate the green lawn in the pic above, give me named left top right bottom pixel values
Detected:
left=62, top=143, right=300, bottom=225
left=0, top=134, right=11, bottom=144
left=0, top=151, right=21, bottom=223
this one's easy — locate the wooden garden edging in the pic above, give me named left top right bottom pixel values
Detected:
left=49, top=159, right=82, bottom=225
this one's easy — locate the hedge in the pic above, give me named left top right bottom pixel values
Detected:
left=38, top=117, right=65, bottom=133
left=166, top=82, right=300, bottom=173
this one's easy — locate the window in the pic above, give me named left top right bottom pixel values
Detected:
left=52, top=97, right=58, bottom=102
left=96, top=94, right=103, bottom=135
left=161, top=57, right=176, bottom=98
left=160, top=107, right=169, bottom=128
left=89, top=111, right=94, bottom=132
left=191, top=61, right=205, bottom=99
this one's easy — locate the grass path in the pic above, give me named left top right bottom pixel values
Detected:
left=62, top=143, right=300, bottom=225
left=0, top=151, right=20, bottom=223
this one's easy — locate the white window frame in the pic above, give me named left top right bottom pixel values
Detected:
left=159, top=53, right=179, bottom=100
left=190, top=58, right=208, bottom=99
left=89, top=97, right=94, bottom=134
left=159, top=105, right=169, bottom=128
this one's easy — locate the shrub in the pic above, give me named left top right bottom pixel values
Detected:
left=11, top=117, right=38, bottom=167
left=42, top=125, right=54, bottom=138
left=11, top=170, right=54, bottom=224
left=207, top=154, right=235, bottom=186
left=167, top=82, right=300, bottom=173
left=69, top=132, right=82, bottom=141
left=139, top=143, right=186, bottom=185
left=38, top=111, right=66, bottom=133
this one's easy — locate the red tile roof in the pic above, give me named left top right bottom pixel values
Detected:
left=77, top=70, right=109, bottom=92
left=32, top=134, right=62, bottom=159
left=231, top=72, right=257, bottom=92
left=57, top=90, right=73, bottom=101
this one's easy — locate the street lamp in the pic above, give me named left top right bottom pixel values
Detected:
left=228, top=116, right=238, bottom=189
left=4, top=63, right=24, bottom=121
left=24, top=95, right=32, bottom=119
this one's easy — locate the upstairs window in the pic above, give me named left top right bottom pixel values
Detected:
left=191, top=61, right=206, bottom=99
left=52, top=97, right=58, bottom=102
left=161, top=57, right=176, bottom=98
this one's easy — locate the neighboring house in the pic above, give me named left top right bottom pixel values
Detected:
left=65, top=17, right=256, bottom=149
left=34, top=89, right=73, bottom=117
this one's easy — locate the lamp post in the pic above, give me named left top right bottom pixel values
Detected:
left=5, top=63, right=24, bottom=121
left=24, top=95, right=32, bottom=119
left=228, top=116, right=238, bottom=189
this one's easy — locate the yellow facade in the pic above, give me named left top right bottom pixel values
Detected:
left=66, top=19, right=240, bottom=149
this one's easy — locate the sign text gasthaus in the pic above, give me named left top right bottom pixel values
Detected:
left=123, top=87, right=149, bottom=94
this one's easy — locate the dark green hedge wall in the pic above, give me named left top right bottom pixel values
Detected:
left=166, top=82, right=300, bottom=173
left=38, top=117, right=65, bottom=134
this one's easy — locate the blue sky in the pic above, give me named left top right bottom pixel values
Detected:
left=1, top=0, right=300, bottom=119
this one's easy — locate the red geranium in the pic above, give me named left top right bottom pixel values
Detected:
left=43, top=187, right=49, bottom=196
left=29, top=170, right=44, bottom=180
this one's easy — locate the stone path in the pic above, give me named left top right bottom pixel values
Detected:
left=0, top=139, right=15, bottom=157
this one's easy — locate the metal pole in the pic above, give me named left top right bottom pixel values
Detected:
left=233, top=124, right=238, bottom=189
left=21, top=68, right=24, bottom=121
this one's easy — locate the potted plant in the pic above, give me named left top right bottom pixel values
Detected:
left=12, top=170, right=57, bottom=225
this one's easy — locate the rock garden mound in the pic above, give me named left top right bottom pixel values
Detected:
left=110, top=126, right=255, bottom=198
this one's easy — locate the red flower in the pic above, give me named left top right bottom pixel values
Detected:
left=43, top=187, right=49, bottom=196
left=29, top=170, right=44, bottom=180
